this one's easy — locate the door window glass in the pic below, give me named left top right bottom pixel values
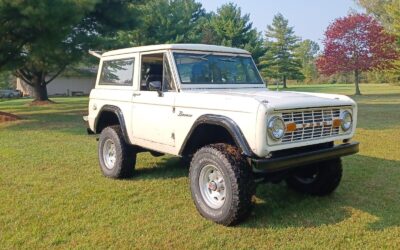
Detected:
left=140, top=53, right=176, bottom=91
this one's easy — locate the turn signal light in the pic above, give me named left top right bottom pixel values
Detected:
left=286, top=122, right=297, bottom=132
left=333, top=119, right=341, bottom=128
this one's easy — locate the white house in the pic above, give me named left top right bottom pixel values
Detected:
left=16, top=68, right=97, bottom=96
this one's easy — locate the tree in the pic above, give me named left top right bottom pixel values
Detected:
left=357, top=0, right=400, bottom=37
left=0, top=0, right=140, bottom=101
left=357, top=0, right=400, bottom=82
left=316, top=14, right=398, bottom=95
left=385, top=1, right=400, bottom=40
left=115, top=0, right=205, bottom=47
left=295, top=39, right=320, bottom=83
left=260, top=13, right=303, bottom=88
left=0, top=71, right=13, bottom=89
left=206, top=3, right=264, bottom=63
left=0, top=3, right=35, bottom=69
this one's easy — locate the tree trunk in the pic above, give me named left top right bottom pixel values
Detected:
left=283, top=75, right=287, bottom=88
left=354, top=69, right=362, bottom=95
left=31, top=74, right=49, bottom=101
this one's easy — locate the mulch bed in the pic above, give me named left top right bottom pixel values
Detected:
left=0, top=111, right=20, bottom=123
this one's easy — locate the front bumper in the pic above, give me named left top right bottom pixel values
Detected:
left=251, top=142, right=359, bottom=173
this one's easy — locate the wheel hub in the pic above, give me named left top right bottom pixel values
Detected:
left=103, top=139, right=117, bottom=170
left=208, top=181, right=218, bottom=191
left=199, top=164, right=226, bottom=209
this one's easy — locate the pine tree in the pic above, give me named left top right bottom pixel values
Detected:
left=206, top=3, right=264, bottom=63
left=259, top=13, right=303, bottom=88
left=117, top=0, right=206, bottom=46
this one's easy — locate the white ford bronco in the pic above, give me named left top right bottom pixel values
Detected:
left=85, top=44, right=359, bottom=226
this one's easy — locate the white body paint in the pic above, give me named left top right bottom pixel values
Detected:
left=88, top=44, right=357, bottom=158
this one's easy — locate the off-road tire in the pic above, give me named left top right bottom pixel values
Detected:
left=285, top=158, right=342, bottom=196
left=179, top=155, right=192, bottom=168
left=189, top=143, right=255, bottom=226
left=98, top=125, right=136, bottom=178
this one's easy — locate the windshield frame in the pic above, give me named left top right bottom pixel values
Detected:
left=171, top=50, right=265, bottom=89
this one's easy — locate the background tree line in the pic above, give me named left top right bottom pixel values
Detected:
left=0, top=0, right=399, bottom=100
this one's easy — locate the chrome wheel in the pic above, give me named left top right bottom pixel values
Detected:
left=103, top=139, right=117, bottom=170
left=199, top=164, right=226, bottom=209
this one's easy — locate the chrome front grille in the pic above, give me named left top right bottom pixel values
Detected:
left=281, top=108, right=341, bottom=143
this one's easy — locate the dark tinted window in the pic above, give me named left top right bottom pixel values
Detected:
left=100, top=58, right=134, bottom=86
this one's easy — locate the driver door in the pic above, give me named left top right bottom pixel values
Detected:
left=131, top=52, right=177, bottom=147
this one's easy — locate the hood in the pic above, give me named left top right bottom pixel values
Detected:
left=184, top=88, right=355, bottom=110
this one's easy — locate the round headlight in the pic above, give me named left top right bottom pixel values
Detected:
left=267, top=116, right=286, bottom=140
left=340, top=111, right=352, bottom=131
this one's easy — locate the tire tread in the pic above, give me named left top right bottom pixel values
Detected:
left=98, top=125, right=136, bottom=179
left=189, top=143, right=255, bottom=226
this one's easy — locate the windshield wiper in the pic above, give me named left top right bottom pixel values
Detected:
left=218, top=55, right=239, bottom=62
left=188, top=53, right=212, bottom=61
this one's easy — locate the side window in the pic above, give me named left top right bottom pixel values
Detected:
left=100, top=58, right=134, bottom=86
left=140, top=53, right=176, bottom=91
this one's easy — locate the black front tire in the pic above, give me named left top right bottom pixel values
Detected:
left=189, top=143, right=255, bottom=226
left=285, top=158, right=343, bottom=196
left=98, top=125, right=136, bottom=179
left=179, top=155, right=192, bottom=168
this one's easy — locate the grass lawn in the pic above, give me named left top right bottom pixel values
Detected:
left=0, top=84, right=399, bottom=249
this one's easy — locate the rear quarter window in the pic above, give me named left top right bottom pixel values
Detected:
left=99, top=58, right=135, bottom=86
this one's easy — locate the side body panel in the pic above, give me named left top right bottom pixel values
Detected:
left=88, top=52, right=139, bottom=144
left=172, top=93, right=260, bottom=156
left=130, top=91, right=176, bottom=147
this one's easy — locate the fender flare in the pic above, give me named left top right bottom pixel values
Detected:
left=94, top=105, right=131, bottom=144
left=179, top=114, right=255, bottom=157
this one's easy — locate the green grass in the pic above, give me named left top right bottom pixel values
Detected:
left=1, top=84, right=399, bottom=249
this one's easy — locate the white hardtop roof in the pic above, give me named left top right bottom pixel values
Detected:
left=101, top=44, right=251, bottom=57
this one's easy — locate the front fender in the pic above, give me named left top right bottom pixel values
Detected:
left=179, top=114, right=254, bottom=157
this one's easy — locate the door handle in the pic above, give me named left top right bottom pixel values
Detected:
left=133, top=93, right=141, bottom=97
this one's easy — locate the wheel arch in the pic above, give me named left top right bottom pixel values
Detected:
left=179, top=114, right=254, bottom=157
left=94, top=105, right=131, bottom=144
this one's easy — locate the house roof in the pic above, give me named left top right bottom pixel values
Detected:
left=101, top=44, right=251, bottom=57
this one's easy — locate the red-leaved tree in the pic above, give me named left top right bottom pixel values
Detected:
left=317, top=14, right=398, bottom=95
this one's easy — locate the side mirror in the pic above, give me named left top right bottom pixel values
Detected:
left=149, top=81, right=161, bottom=91
left=149, top=81, right=163, bottom=97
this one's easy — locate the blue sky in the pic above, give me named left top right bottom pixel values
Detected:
left=200, top=0, right=363, bottom=47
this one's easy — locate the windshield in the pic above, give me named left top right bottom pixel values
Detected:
left=173, top=53, right=263, bottom=85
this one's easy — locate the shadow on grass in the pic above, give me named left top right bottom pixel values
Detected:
left=115, top=153, right=399, bottom=231
left=133, top=156, right=188, bottom=180
left=0, top=97, right=88, bottom=110
left=1, top=112, right=89, bottom=136
left=240, top=154, right=400, bottom=230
